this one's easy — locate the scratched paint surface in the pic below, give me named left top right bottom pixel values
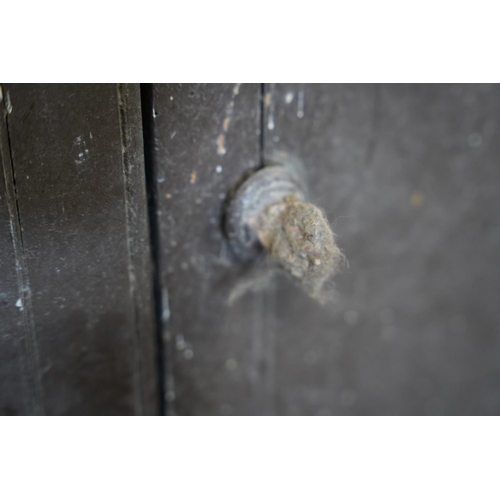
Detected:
left=0, top=93, right=35, bottom=415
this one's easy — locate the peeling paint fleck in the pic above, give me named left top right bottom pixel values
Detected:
left=74, top=136, right=90, bottom=165
left=5, top=91, right=13, bottom=114
left=162, top=288, right=171, bottom=322
left=217, top=134, right=226, bottom=155
left=215, top=84, right=241, bottom=155
left=267, top=84, right=276, bottom=130
left=297, top=90, right=305, bottom=118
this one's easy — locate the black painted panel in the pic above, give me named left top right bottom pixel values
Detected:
left=0, top=84, right=157, bottom=415
left=148, top=84, right=276, bottom=415
left=0, top=94, right=34, bottom=415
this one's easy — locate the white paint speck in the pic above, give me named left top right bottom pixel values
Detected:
left=89, top=132, right=93, bottom=139
left=267, top=114, right=275, bottom=130
left=267, top=84, right=276, bottom=130
left=162, top=288, right=170, bottom=321
left=215, top=165, right=223, bottom=173
left=170, top=131, right=177, bottom=139
left=216, top=134, right=226, bottom=155
left=5, top=91, right=13, bottom=114
left=170, top=96, right=174, bottom=101
left=285, top=92, right=294, bottom=104
left=15, top=298, right=23, bottom=309
left=297, top=91, right=305, bottom=118
left=74, top=136, right=90, bottom=165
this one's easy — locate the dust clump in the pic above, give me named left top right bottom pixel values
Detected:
left=255, top=195, right=343, bottom=303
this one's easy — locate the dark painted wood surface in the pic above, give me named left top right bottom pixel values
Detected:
left=2, top=83, right=499, bottom=415
left=0, top=92, right=36, bottom=415
left=0, top=84, right=158, bottom=415
left=147, top=84, right=278, bottom=415
left=262, top=83, right=500, bottom=415
left=152, top=83, right=500, bottom=415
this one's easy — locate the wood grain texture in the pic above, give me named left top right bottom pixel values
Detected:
left=0, top=84, right=158, bottom=415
